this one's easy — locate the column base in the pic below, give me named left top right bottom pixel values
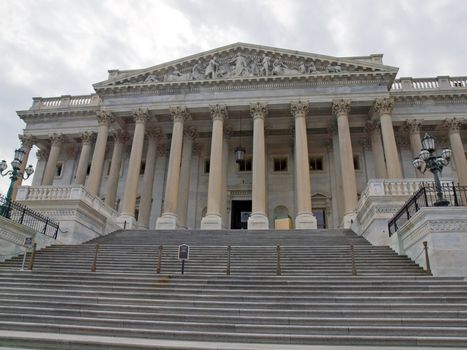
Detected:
left=247, top=213, right=269, bottom=230
left=295, top=212, right=317, bottom=229
left=200, top=214, right=223, bottom=230
left=342, top=211, right=357, bottom=229
left=155, top=213, right=178, bottom=230
left=116, top=215, right=138, bottom=229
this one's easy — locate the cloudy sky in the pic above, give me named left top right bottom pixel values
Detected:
left=0, top=0, right=465, bottom=193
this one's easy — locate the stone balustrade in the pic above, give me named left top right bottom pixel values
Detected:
left=16, top=185, right=118, bottom=219
left=31, top=94, right=100, bottom=110
left=391, top=76, right=467, bottom=91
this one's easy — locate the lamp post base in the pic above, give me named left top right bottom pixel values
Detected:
left=434, top=199, right=450, bottom=207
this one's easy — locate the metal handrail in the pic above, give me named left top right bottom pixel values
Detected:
left=388, top=182, right=467, bottom=236
left=0, top=193, right=60, bottom=239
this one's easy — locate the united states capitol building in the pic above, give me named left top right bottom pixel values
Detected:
left=11, top=43, right=467, bottom=274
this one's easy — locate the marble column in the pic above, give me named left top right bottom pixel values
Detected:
left=87, top=111, right=113, bottom=195
left=445, top=118, right=467, bottom=186
left=156, top=106, right=190, bottom=229
left=406, top=120, right=427, bottom=178
left=374, top=98, right=403, bottom=178
left=248, top=102, right=269, bottom=229
left=120, top=109, right=151, bottom=224
left=202, top=104, right=228, bottom=229
left=290, top=101, right=317, bottom=229
left=12, top=134, right=35, bottom=200
left=366, top=121, right=388, bottom=179
left=74, top=132, right=95, bottom=185
left=104, top=131, right=129, bottom=208
left=138, top=128, right=162, bottom=228
left=42, top=133, right=64, bottom=186
left=32, top=149, right=48, bottom=186
left=332, top=99, right=358, bottom=228
left=177, top=127, right=197, bottom=229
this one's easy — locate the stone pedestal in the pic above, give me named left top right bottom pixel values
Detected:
left=200, top=214, right=222, bottom=229
left=295, top=213, right=317, bottom=229
left=342, top=212, right=357, bottom=229
left=156, top=213, right=178, bottom=229
left=116, top=214, right=138, bottom=229
left=247, top=213, right=269, bottom=230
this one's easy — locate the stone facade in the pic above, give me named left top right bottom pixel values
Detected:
left=14, top=43, right=466, bottom=232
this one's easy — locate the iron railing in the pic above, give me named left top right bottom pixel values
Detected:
left=388, top=182, right=467, bottom=236
left=0, top=194, right=60, bottom=239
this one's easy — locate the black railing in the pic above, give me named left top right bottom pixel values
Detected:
left=0, top=194, right=60, bottom=239
left=388, top=182, right=467, bottom=236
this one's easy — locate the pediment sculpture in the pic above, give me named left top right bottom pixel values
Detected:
left=129, top=51, right=350, bottom=85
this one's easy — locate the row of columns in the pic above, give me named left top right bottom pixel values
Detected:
left=27, top=100, right=467, bottom=229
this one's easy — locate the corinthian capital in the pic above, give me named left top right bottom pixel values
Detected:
left=209, top=104, right=228, bottom=121
left=332, top=99, right=351, bottom=117
left=290, top=100, right=309, bottom=118
left=133, top=108, right=150, bottom=124
left=405, top=120, right=422, bottom=134
left=184, top=126, right=199, bottom=140
left=49, top=133, right=64, bottom=146
left=111, top=130, right=129, bottom=144
left=250, top=102, right=268, bottom=120
left=374, top=97, right=394, bottom=115
left=364, top=120, right=380, bottom=134
left=19, top=134, right=35, bottom=149
left=146, top=127, right=163, bottom=140
left=169, top=106, right=190, bottom=123
left=80, top=131, right=95, bottom=145
left=96, top=111, right=114, bottom=126
left=443, top=117, right=463, bottom=133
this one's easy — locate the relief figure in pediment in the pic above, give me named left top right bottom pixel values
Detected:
left=272, top=58, right=299, bottom=76
left=230, top=53, right=249, bottom=77
left=307, top=61, right=317, bottom=73
left=191, top=61, right=204, bottom=80
left=144, top=74, right=160, bottom=83
left=250, top=58, right=260, bottom=76
left=299, top=62, right=307, bottom=74
left=260, top=54, right=271, bottom=76
left=165, top=68, right=191, bottom=82
left=327, top=64, right=342, bottom=73
left=205, top=56, right=219, bottom=79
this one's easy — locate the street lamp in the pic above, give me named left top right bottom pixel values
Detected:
left=412, top=133, right=452, bottom=206
left=0, top=147, right=34, bottom=202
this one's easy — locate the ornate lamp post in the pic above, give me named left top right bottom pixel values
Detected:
left=0, top=147, right=34, bottom=202
left=413, top=133, right=452, bottom=206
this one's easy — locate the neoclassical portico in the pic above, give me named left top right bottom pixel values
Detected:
left=14, top=43, right=466, bottom=235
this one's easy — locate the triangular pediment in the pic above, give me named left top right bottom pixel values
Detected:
left=94, top=42, right=398, bottom=89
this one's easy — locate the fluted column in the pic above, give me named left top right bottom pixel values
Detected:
left=202, top=105, right=228, bottom=229
left=247, top=102, right=269, bottom=229
left=120, top=109, right=151, bottom=222
left=332, top=99, right=358, bottom=228
left=366, top=121, right=388, bottom=179
left=177, top=127, right=197, bottom=229
left=445, top=118, right=467, bottom=186
left=87, top=111, right=113, bottom=195
left=156, top=106, right=190, bottom=229
left=138, top=128, right=162, bottom=228
left=42, top=133, right=64, bottom=185
left=374, top=98, right=403, bottom=178
left=291, top=101, right=317, bottom=229
left=74, top=132, right=95, bottom=185
left=105, top=131, right=129, bottom=208
left=12, top=134, right=35, bottom=200
left=406, top=120, right=428, bottom=178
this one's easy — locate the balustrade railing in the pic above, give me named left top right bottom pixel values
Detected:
left=391, top=76, right=467, bottom=91
left=388, top=182, right=467, bottom=236
left=0, top=194, right=59, bottom=239
left=31, top=94, right=100, bottom=110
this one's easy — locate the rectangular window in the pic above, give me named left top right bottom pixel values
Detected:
left=106, top=161, right=112, bottom=176
left=204, top=159, right=210, bottom=174
left=312, top=208, right=327, bottom=229
left=86, top=163, right=92, bottom=176
left=309, top=156, right=323, bottom=171
left=353, top=155, right=360, bottom=170
left=55, top=163, right=63, bottom=177
left=273, top=157, right=288, bottom=172
left=238, top=157, right=252, bottom=172
left=140, top=160, right=146, bottom=175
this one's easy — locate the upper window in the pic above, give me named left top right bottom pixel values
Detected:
left=140, top=160, right=146, bottom=175
left=309, top=156, right=323, bottom=171
left=86, top=163, right=92, bottom=176
left=238, top=157, right=252, bottom=172
left=55, top=162, right=63, bottom=177
left=273, top=157, right=288, bottom=172
left=353, top=155, right=361, bottom=171
left=204, top=159, right=210, bottom=174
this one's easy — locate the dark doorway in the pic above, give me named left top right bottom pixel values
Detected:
left=231, top=200, right=252, bottom=229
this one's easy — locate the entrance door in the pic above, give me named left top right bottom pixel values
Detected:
left=231, top=200, right=252, bottom=229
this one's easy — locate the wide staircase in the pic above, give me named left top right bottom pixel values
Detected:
left=0, top=229, right=465, bottom=349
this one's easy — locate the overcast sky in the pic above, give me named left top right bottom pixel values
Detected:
left=0, top=0, right=465, bottom=193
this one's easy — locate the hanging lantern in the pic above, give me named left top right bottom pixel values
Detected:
left=421, top=133, right=435, bottom=152
left=235, top=145, right=245, bottom=164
